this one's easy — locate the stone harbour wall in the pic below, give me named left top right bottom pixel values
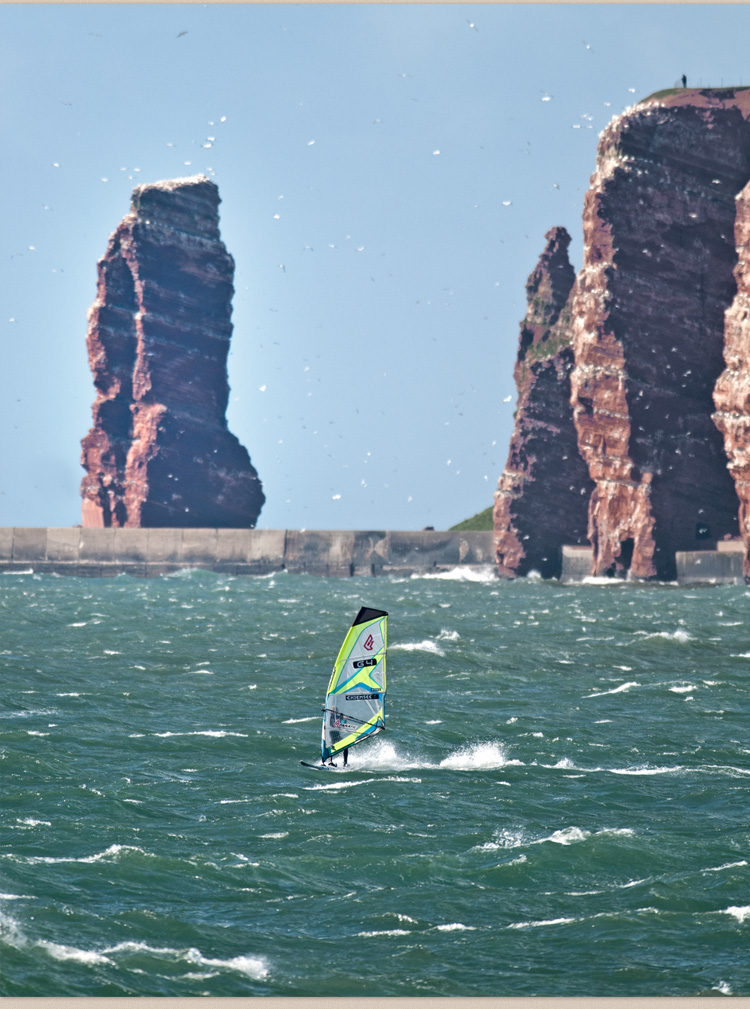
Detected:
left=560, top=541, right=745, bottom=585
left=0, top=528, right=495, bottom=579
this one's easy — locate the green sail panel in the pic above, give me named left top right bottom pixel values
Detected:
left=321, top=607, right=388, bottom=762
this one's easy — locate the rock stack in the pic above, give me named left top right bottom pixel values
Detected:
left=81, top=176, right=264, bottom=528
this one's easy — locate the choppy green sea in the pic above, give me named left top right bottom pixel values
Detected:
left=2, top=566, right=749, bottom=996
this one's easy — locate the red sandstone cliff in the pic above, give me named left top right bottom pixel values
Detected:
left=81, top=176, right=264, bottom=528
left=714, top=180, right=750, bottom=578
left=494, top=227, right=594, bottom=578
left=569, top=89, right=750, bottom=580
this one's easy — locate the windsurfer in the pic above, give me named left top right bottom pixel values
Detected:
left=327, top=748, right=348, bottom=768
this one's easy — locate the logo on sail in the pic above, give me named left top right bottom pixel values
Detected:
left=364, top=634, right=374, bottom=651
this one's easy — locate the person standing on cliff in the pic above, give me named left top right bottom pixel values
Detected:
left=681, top=74, right=687, bottom=87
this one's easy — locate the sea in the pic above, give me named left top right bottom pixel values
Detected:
left=1, top=564, right=750, bottom=997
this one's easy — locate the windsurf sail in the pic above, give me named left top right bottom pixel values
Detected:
left=320, top=606, right=388, bottom=763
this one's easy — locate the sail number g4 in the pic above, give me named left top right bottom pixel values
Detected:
left=353, top=657, right=378, bottom=669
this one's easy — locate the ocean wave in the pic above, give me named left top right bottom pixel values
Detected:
left=18, top=844, right=154, bottom=865
left=356, top=929, right=411, bottom=937
left=434, top=923, right=476, bottom=931
left=609, top=765, right=684, bottom=776
left=412, top=566, right=498, bottom=583
left=345, top=739, right=519, bottom=773
left=480, top=825, right=634, bottom=852
left=1, top=910, right=268, bottom=980
left=719, top=906, right=750, bottom=923
left=103, top=941, right=269, bottom=978
left=438, top=742, right=519, bottom=771
left=584, top=681, right=640, bottom=698
left=507, top=916, right=578, bottom=929
left=38, top=940, right=111, bottom=965
left=304, top=776, right=422, bottom=792
left=130, top=730, right=248, bottom=738
left=390, top=640, right=445, bottom=656
left=3, top=928, right=270, bottom=980
left=638, top=629, right=692, bottom=643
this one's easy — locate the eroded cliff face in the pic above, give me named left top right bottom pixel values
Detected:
left=570, top=89, right=750, bottom=580
left=494, top=227, right=594, bottom=578
left=81, top=175, right=265, bottom=528
left=714, top=181, right=750, bottom=577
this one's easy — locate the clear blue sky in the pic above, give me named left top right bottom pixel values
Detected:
left=2, top=3, right=749, bottom=531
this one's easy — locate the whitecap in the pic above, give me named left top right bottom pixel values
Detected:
left=304, top=776, right=421, bottom=792
left=151, top=730, right=247, bottom=738
left=610, top=765, right=683, bottom=776
left=390, top=640, right=445, bottom=656
left=102, top=941, right=269, bottom=978
left=641, top=629, right=692, bottom=643
left=507, top=917, right=577, bottom=929
left=22, top=844, right=151, bottom=865
left=435, top=923, right=476, bottom=931
left=259, top=832, right=288, bottom=839
left=439, top=742, right=517, bottom=771
left=545, top=826, right=590, bottom=845
left=413, top=566, right=497, bottom=583
left=704, top=860, right=748, bottom=873
left=584, top=681, right=639, bottom=698
left=721, top=906, right=750, bottom=923
left=669, top=684, right=696, bottom=694
left=356, top=929, right=410, bottom=937
left=37, top=940, right=111, bottom=965
left=282, top=716, right=318, bottom=724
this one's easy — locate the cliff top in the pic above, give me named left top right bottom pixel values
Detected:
left=128, top=174, right=222, bottom=239
left=639, top=86, right=750, bottom=118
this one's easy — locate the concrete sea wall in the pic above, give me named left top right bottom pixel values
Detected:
left=561, top=542, right=745, bottom=585
left=0, top=528, right=495, bottom=579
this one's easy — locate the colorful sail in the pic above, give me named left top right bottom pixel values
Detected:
left=321, top=607, right=388, bottom=762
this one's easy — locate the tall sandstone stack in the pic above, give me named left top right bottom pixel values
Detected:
left=81, top=176, right=264, bottom=528
left=569, top=89, right=750, bottom=580
left=493, top=227, right=594, bottom=578
left=714, top=180, right=750, bottom=579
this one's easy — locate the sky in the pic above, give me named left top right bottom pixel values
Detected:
left=2, top=3, right=750, bottom=532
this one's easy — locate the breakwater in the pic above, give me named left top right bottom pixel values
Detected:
left=561, top=542, right=746, bottom=586
left=0, top=528, right=495, bottom=578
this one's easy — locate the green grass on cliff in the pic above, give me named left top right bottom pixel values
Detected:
left=641, top=85, right=750, bottom=103
left=449, top=505, right=494, bottom=531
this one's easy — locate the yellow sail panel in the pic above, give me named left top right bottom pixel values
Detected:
left=321, top=607, right=388, bottom=761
